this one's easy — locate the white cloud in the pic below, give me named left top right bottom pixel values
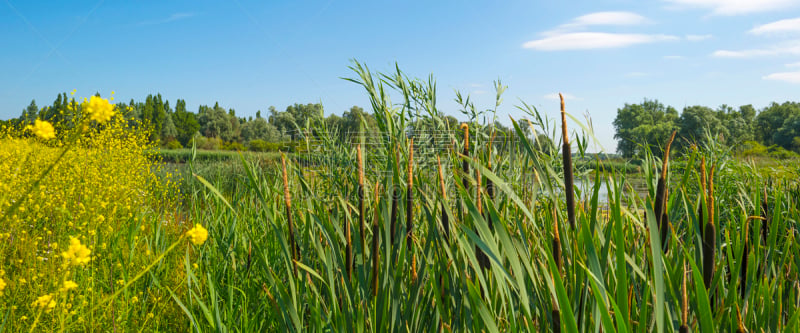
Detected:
left=543, top=93, right=580, bottom=101
left=712, top=40, right=800, bottom=58
left=545, top=11, right=650, bottom=35
left=749, top=17, right=800, bottom=35
left=663, top=55, right=686, bottom=60
left=787, top=61, right=800, bottom=67
left=663, top=0, right=799, bottom=15
left=763, top=71, right=800, bottom=83
left=686, top=34, right=712, bottom=41
left=523, top=32, right=678, bottom=51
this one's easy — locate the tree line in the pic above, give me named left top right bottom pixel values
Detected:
left=9, top=92, right=797, bottom=158
left=7, top=92, right=396, bottom=152
left=613, top=99, right=800, bottom=158
left=7, top=92, right=533, bottom=153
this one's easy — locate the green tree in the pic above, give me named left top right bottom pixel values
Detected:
left=172, top=99, right=199, bottom=146
left=613, top=99, right=679, bottom=157
left=161, top=111, right=178, bottom=144
left=21, top=100, right=39, bottom=123
left=754, top=102, right=800, bottom=145
left=198, top=102, right=234, bottom=141
left=773, top=114, right=800, bottom=151
left=241, top=117, right=284, bottom=142
left=677, top=105, right=726, bottom=148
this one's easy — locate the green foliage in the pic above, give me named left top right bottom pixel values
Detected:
left=170, top=63, right=800, bottom=332
left=613, top=99, right=679, bottom=157
left=221, top=141, right=245, bottom=151
left=165, top=138, right=183, bottom=149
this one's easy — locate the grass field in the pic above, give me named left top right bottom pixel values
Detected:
left=1, top=77, right=799, bottom=332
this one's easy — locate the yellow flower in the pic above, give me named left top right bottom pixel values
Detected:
left=0, top=278, right=5, bottom=293
left=62, top=237, right=91, bottom=266
left=186, top=224, right=208, bottom=245
left=60, top=280, right=78, bottom=292
left=82, top=95, right=116, bottom=123
left=33, top=294, right=56, bottom=310
left=25, top=119, right=56, bottom=140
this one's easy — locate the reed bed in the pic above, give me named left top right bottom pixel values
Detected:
left=166, top=63, right=800, bottom=332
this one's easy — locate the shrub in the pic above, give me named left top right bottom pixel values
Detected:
left=165, top=138, right=183, bottom=149
left=222, top=141, right=246, bottom=151
left=192, top=135, right=222, bottom=150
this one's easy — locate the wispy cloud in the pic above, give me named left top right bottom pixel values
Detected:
left=663, top=55, right=686, bottom=60
left=138, top=12, right=197, bottom=26
left=686, top=34, right=712, bottom=41
left=543, top=93, right=580, bottom=101
left=763, top=71, right=800, bottom=83
left=787, top=61, right=800, bottom=67
left=544, top=11, right=650, bottom=35
left=749, top=17, right=800, bottom=35
left=524, top=12, right=677, bottom=51
left=524, top=32, right=678, bottom=51
left=712, top=40, right=800, bottom=58
left=663, top=0, right=799, bottom=15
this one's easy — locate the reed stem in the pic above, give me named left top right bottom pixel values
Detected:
left=281, top=153, right=299, bottom=276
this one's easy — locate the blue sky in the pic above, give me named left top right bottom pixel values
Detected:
left=2, top=0, right=800, bottom=152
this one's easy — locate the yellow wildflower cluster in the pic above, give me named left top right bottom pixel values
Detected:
left=0, top=93, right=183, bottom=328
left=25, top=119, right=56, bottom=140
left=186, top=224, right=208, bottom=245
left=60, top=280, right=78, bottom=292
left=32, top=293, right=56, bottom=310
left=62, top=237, right=91, bottom=266
left=81, top=95, right=116, bottom=123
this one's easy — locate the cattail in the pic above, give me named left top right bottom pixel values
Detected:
left=656, top=131, right=677, bottom=253
left=390, top=148, right=400, bottom=246
left=358, top=144, right=366, bottom=268
left=486, top=144, right=495, bottom=232
left=281, top=153, right=299, bottom=276
left=703, top=163, right=716, bottom=290
left=761, top=186, right=769, bottom=245
left=552, top=305, right=561, bottom=333
left=371, top=180, right=381, bottom=297
left=406, top=139, right=416, bottom=281
left=476, top=167, right=490, bottom=271
left=559, top=93, right=576, bottom=230
left=679, top=262, right=689, bottom=333
left=552, top=203, right=562, bottom=272
left=460, top=123, right=470, bottom=190
left=437, top=155, right=449, bottom=242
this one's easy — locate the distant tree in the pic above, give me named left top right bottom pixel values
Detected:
left=241, top=117, right=284, bottom=142
left=198, top=102, right=234, bottom=141
left=613, top=99, right=679, bottom=158
left=228, top=108, right=241, bottom=142
left=773, top=114, right=800, bottom=151
left=754, top=102, right=800, bottom=145
left=677, top=105, right=726, bottom=148
left=269, top=106, right=296, bottom=138
left=161, top=111, right=178, bottom=144
left=21, top=100, right=38, bottom=123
